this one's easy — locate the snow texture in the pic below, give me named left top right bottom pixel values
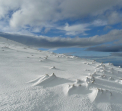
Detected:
left=1, top=36, right=122, bottom=111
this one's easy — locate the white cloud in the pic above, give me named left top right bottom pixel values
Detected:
left=58, top=20, right=107, bottom=35
left=62, top=23, right=90, bottom=35
left=59, top=0, right=122, bottom=18
left=0, top=0, right=122, bottom=35
left=92, top=20, right=107, bottom=26
left=103, top=26, right=112, bottom=31
left=107, top=11, right=122, bottom=24
left=44, top=28, right=51, bottom=33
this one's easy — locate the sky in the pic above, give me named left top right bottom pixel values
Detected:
left=0, top=0, right=122, bottom=66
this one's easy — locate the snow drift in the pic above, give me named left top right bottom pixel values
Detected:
left=1, top=36, right=122, bottom=111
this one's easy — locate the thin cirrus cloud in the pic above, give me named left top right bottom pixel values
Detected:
left=0, top=29, right=122, bottom=48
left=0, top=0, right=122, bottom=35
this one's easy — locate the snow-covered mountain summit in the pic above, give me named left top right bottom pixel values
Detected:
left=0, top=36, right=122, bottom=111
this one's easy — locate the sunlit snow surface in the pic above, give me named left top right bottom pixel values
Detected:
left=0, top=36, right=122, bottom=111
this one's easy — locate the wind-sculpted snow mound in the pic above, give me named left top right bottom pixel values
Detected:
left=31, top=73, right=72, bottom=88
left=29, top=63, right=122, bottom=105
left=89, top=88, right=122, bottom=104
left=64, top=84, right=91, bottom=96
left=89, top=88, right=112, bottom=103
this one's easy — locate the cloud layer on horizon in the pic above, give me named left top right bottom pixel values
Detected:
left=87, top=44, right=122, bottom=52
left=0, top=29, right=122, bottom=49
left=111, top=52, right=122, bottom=57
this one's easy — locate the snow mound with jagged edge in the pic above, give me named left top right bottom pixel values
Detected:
left=30, top=64, right=122, bottom=103
left=1, top=36, right=122, bottom=111
left=28, top=48, right=122, bottom=104
left=29, top=73, right=72, bottom=88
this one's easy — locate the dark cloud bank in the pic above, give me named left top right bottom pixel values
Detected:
left=87, top=45, right=122, bottom=52
left=0, top=29, right=122, bottom=49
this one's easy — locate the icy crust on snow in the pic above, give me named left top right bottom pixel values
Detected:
left=1, top=36, right=122, bottom=111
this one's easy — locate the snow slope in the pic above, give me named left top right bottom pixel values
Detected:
left=0, top=36, right=122, bottom=111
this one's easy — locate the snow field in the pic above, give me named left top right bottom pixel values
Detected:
left=1, top=36, right=122, bottom=111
